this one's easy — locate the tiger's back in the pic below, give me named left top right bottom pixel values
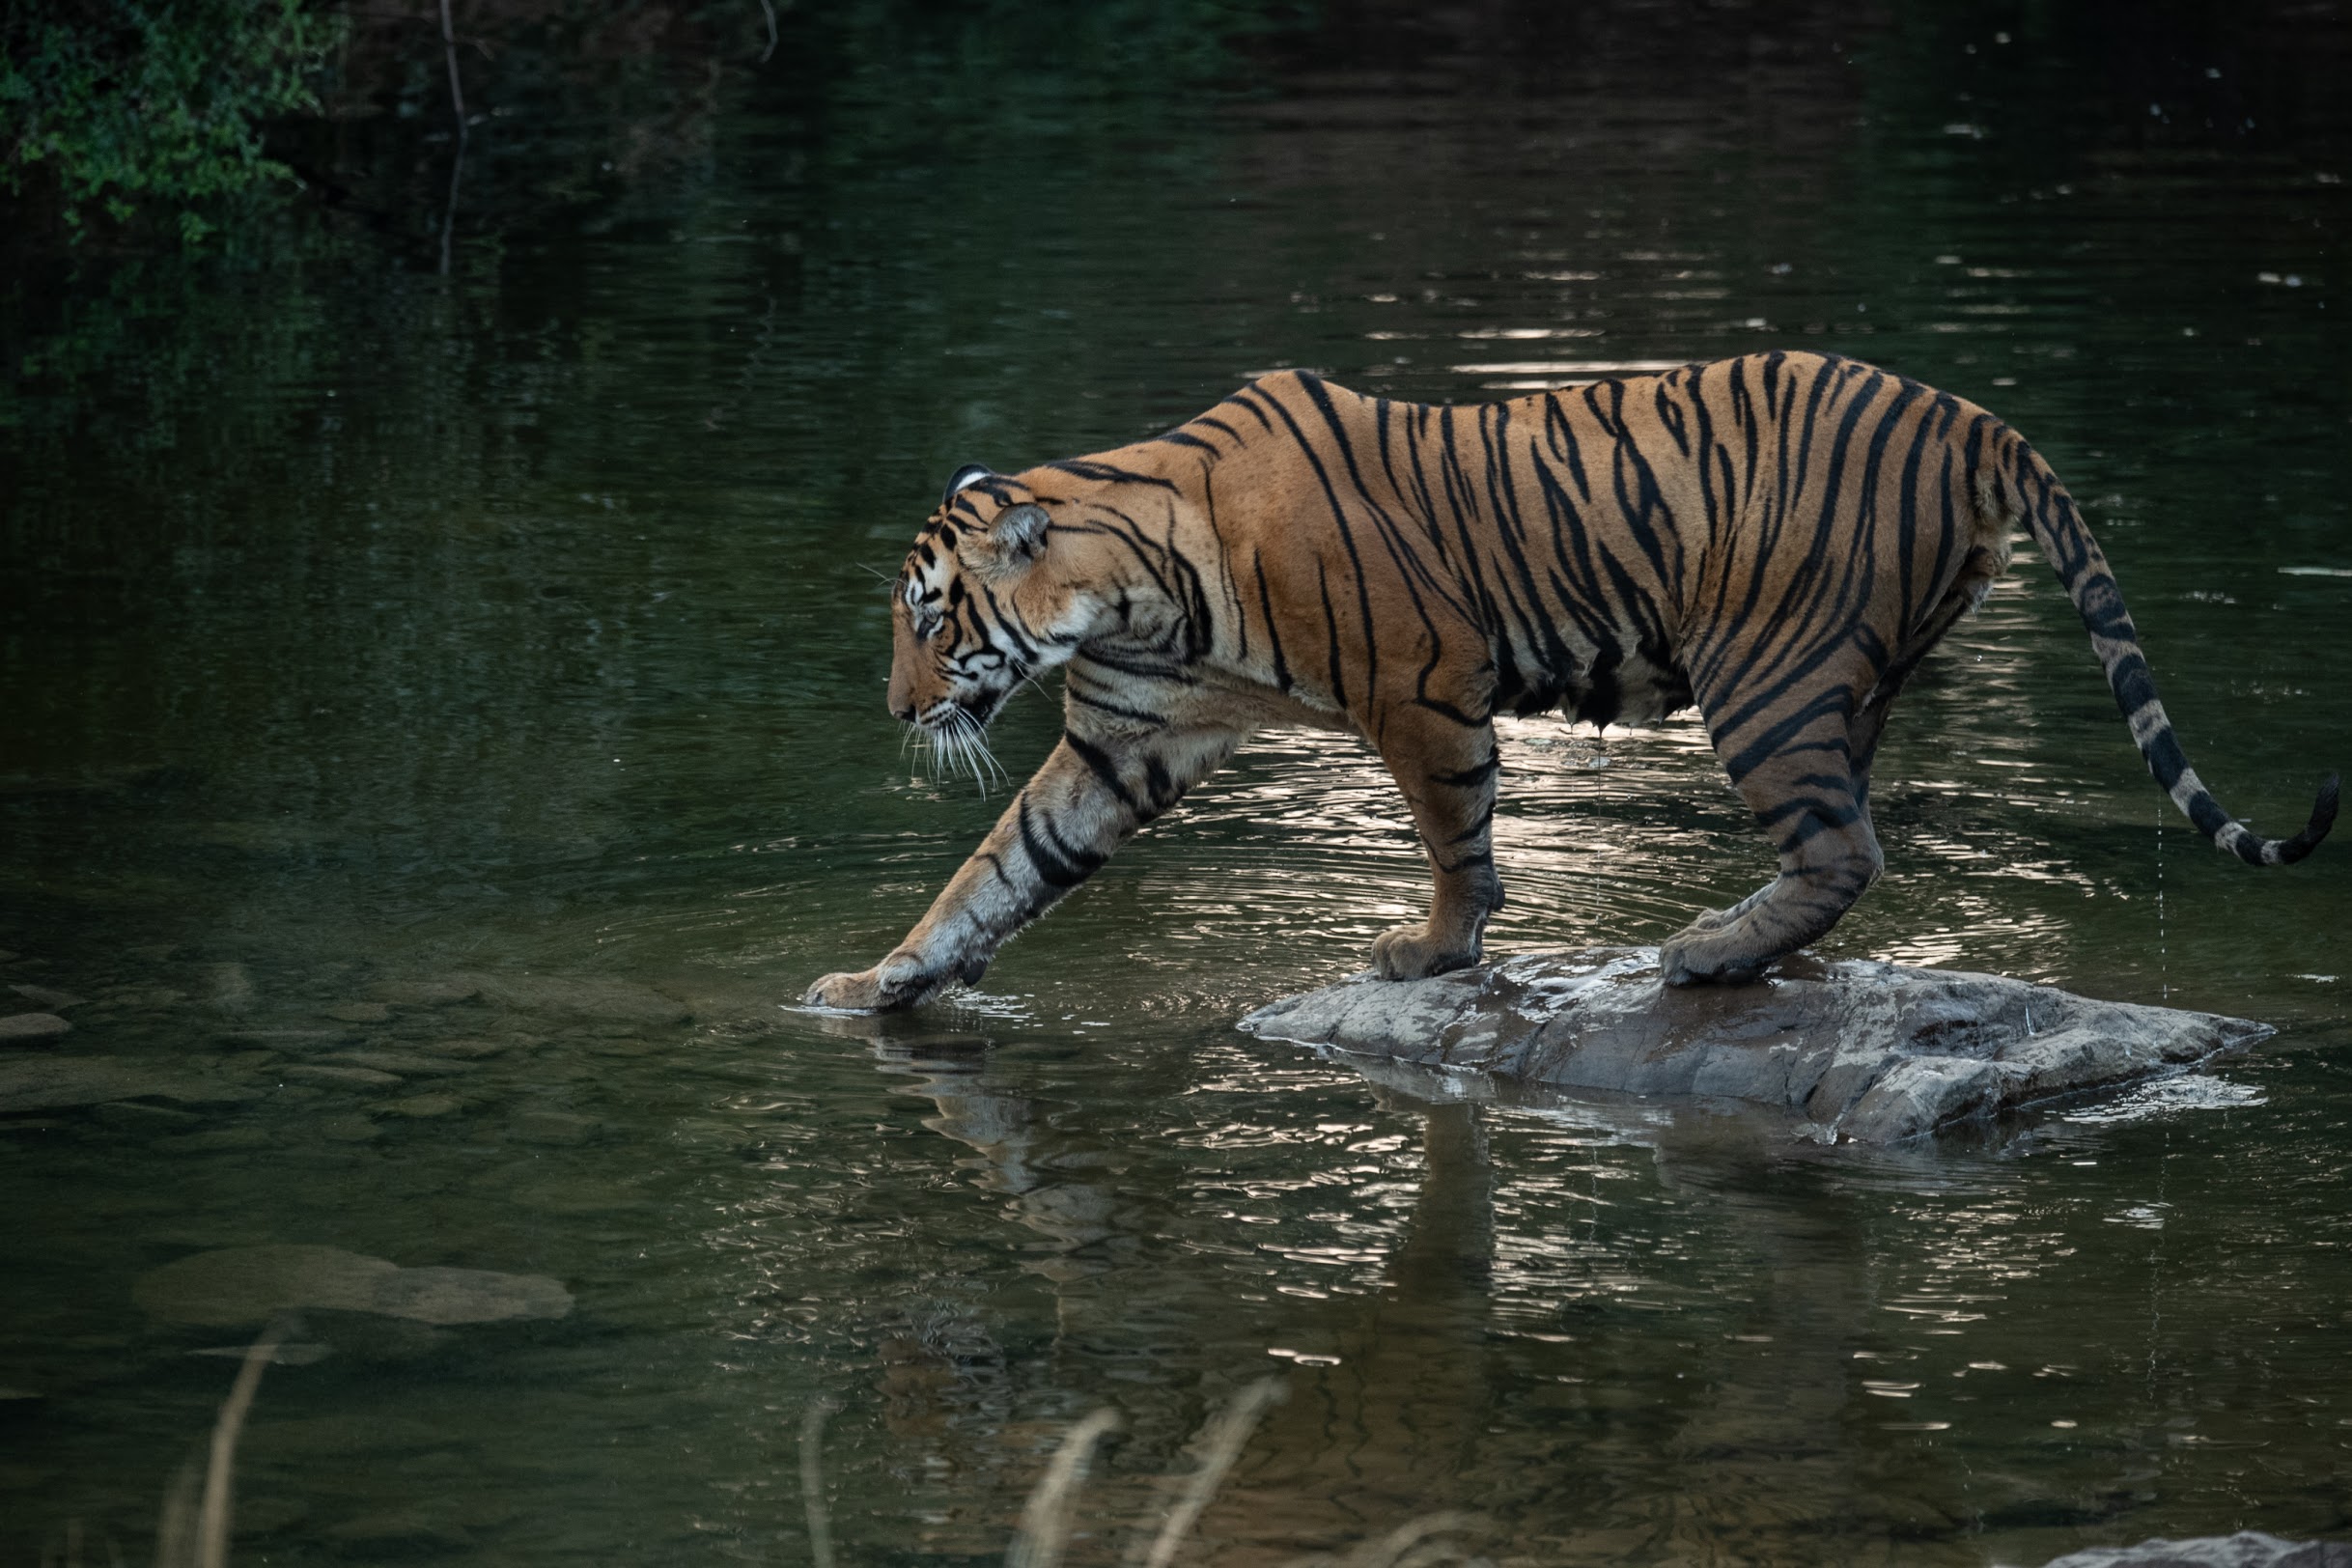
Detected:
left=1195, top=352, right=2020, bottom=744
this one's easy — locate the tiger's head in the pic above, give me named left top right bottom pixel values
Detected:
left=885, top=463, right=1095, bottom=744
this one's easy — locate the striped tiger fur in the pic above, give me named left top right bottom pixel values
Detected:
left=804, top=350, right=2335, bottom=1011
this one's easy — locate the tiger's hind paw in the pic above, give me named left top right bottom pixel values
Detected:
left=1657, top=931, right=1769, bottom=988
left=1369, top=924, right=1481, bottom=982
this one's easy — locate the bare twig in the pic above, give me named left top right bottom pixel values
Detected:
left=1006, top=1409, right=1123, bottom=1568
left=436, top=0, right=467, bottom=132
left=153, top=1459, right=199, bottom=1568
left=152, top=1320, right=288, bottom=1568
left=436, top=0, right=467, bottom=275
left=1339, top=1513, right=1484, bottom=1568
left=1129, top=1380, right=1285, bottom=1568
left=800, top=1395, right=842, bottom=1568
left=196, top=1323, right=287, bottom=1568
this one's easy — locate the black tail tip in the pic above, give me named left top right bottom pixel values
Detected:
left=2274, top=770, right=2339, bottom=865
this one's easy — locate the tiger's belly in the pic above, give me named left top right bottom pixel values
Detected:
left=1504, top=637, right=1694, bottom=729
left=1567, top=647, right=1694, bottom=728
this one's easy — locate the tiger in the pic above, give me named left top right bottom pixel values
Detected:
left=803, top=350, right=2335, bottom=1012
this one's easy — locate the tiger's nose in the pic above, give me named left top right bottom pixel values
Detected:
left=889, top=699, right=917, bottom=723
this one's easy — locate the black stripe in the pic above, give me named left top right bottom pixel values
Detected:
left=1043, top=459, right=1179, bottom=490
left=1063, top=731, right=1141, bottom=815
left=1017, top=797, right=1103, bottom=889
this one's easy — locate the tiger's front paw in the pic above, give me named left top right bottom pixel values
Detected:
left=802, top=952, right=946, bottom=1013
left=803, top=968, right=897, bottom=1012
left=1369, top=924, right=1481, bottom=982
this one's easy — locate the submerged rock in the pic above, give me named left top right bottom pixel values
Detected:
left=135, top=1245, right=573, bottom=1329
left=92, top=1101, right=203, bottom=1129
left=332, top=1049, right=471, bottom=1078
left=2041, top=1533, right=2352, bottom=1567
left=282, top=1063, right=403, bottom=1089
left=0, top=1013, right=73, bottom=1043
left=0, top=1055, right=261, bottom=1113
left=1240, top=948, right=2269, bottom=1144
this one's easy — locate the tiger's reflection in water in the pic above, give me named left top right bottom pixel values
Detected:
left=829, top=1014, right=1917, bottom=1567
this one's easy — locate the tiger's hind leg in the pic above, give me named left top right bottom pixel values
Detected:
left=1662, top=565, right=1995, bottom=984
left=1659, top=703, right=1884, bottom=987
left=1673, top=693, right=1898, bottom=939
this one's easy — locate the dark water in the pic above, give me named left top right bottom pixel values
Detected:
left=4, top=4, right=2350, bottom=1564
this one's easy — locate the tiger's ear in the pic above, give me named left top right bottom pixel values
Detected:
left=941, top=463, right=994, bottom=507
left=979, top=502, right=1051, bottom=574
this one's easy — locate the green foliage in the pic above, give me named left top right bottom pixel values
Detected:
left=0, top=0, right=342, bottom=241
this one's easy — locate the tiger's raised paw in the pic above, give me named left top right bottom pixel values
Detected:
left=1369, top=925, right=1481, bottom=982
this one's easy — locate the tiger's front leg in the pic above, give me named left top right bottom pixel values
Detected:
left=1369, top=710, right=1504, bottom=981
left=804, top=725, right=1238, bottom=1012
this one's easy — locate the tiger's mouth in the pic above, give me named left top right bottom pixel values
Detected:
left=910, top=697, right=1008, bottom=790
left=916, top=688, right=1009, bottom=733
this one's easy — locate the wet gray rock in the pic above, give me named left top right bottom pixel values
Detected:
left=10, top=983, right=84, bottom=1010
left=1240, top=948, right=2271, bottom=1144
left=134, top=1245, right=574, bottom=1329
left=456, top=971, right=688, bottom=1025
left=0, top=1055, right=262, bottom=1114
left=2040, top=1534, right=2352, bottom=1568
left=0, top=1012, right=72, bottom=1043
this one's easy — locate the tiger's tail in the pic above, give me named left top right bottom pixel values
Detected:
left=1997, top=434, right=2337, bottom=866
